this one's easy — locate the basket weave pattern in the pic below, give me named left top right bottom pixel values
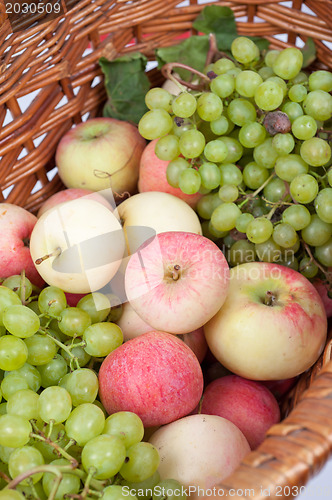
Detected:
left=0, top=1, right=332, bottom=498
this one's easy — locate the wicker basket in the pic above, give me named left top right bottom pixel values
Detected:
left=0, top=1, right=332, bottom=498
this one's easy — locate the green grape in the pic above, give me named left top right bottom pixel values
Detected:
left=24, top=334, right=57, bottom=366
left=258, top=66, right=275, bottom=80
left=104, top=411, right=144, bottom=448
left=27, top=301, right=49, bottom=328
left=42, top=458, right=81, bottom=500
left=38, top=286, right=67, bottom=317
left=172, top=92, right=197, bottom=118
left=291, top=71, right=308, bottom=84
left=231, top=36, right=259, bottom=64
left=61, top=338, right=91, bottom=368
left=235, top=213, right=254, bottom=233
left=309, top=70, right=332, bottom=92
left=282, top=204, right=311, bottom=230
left=198, top=162, right=221, bottom=190
left=58, top=306, right=92, bottom=338
left=281, top=101, right=303, bottom=122
left=253, top=138, right=278, bottom=169
left=266, top=75, right=288, bottom=97
left=196, top=193, right=222, bottom=220
left=38, top=386, right=72, bottom=424
left=153, top=479, right=187, bottom=500
left=196, top=92, right=223, bottom=121
left=255, top=238, right=282, bottom=263
left=219, top=163, right=243, bottom=186
left=228, top=240, right=256, bottom=266
left=303, top=90, right=332, bottom=121
left=1, top=372, right=29, bottom=400
left=172, top=117, right=195, bottom=138
left=0, top=414, right=32, bottom=447
left=179, top=129, right=205, bottom=158
left=274, top=154, right=308, bottom=182
left=300, top=137, right=331, bottom=167
left=242, top=162, right=269, bottom=190
left=262, top=177, right=287, bottom=203
left=246, top=217, right=273, bottom=244
left=218, top=184, right=239, bottom=202
left=16, top=482, right=47, bottom=500
left=290, top=174, right=319, bottom=204
left=0, top=335, right=28, bottom=372
left=178, top=168, right=201, bottom=194
left=65, top=368, right=99, bottom=406
left=314, top=188, right=332, bottom=223
left=301, top=214, right=332, bottom=246
left=155, top=135, right=180, bottom=161
left=0, top=286, right=21, bottom=326
left=82, top=433, right=126, bottom=479
left=272, top=133, right=295, bottom=155
left=291, top=115, right=317, bottom=141
left=0, top=402, right=7, bottom=415
left=145, top=88, right=173, bottom=112
left=33, top=422, right=67, bottom=462
left=0, top=444, right=14, bottom=463
left=264, top=49, right=280, bottom=68
left=2, top=275, right=32, bottom=301
left=204, top=139, right=228, bottom=163
left=2, top=305, right=40, bottom=338
left=166, top=158, right=190, bottom=188
left=218, top=137, right=243, bottom=164
left=107, top=294, right=123, bottom=323
left=119, top=442, right=160, bottom=483
left=211, top=203, right=242, bottom=232
left=272, top=223, right=298, bottom=248
left=288, top=84, right=307, bottom=103
left=103, top=485, right=138, bottom=500
left=8, top=445, right=44, bottom=485
left=213, top=57, right=235, bottom=74
left=238, top=122, right=266, bottom=148
left=7, top=389, right=39, bottom=420
left=235, top=70, right=263, bottom=97
left=138, top=109, right=173, bottom=140
left=328, top=168, right=332, bottom=187
left=272, top=47, right=303, bottom=80
left=5, top=363, right=41, bottom=392
left=227, top=98, right=256, bottom=126
left=315, top=238, right=332, bottom=267
left=0, top=490, right=25, bottom=499
left=210, top=73, right=235, bottom=98
left=37, top=354, right=68, bottom=388
left=208, top=220, right=228, bottom=239
left=299, top=257, right=319, bottom=278
left=83, top=322, right=123, bottom=358
left=210, top=115, right=232, bottom=135
left=65, top=402, right=104, bottom=446
left=254, top=80, right=284, bottom=111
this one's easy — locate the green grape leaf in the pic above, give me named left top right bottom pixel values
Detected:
left=99, top=53, right=150, bottom=124
left=193, top=5, right=237, bottom=50
left=301, top=37, right=317, bottom=68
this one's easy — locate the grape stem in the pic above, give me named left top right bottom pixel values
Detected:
left=302, top=241, right=328, bottom=277
left=238, top=172, right=276, bottom=208
left=161, top=62, right=211, bottom=91
left=38, top=326, right=81, bottom=370
left=30, top=430, right=79, bottom=467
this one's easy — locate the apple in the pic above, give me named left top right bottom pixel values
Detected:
left=0, top=203, right=44, bottom=288
left=125, top=231, right=230, bottom=334
left=312, top=276, right=332, bottom=318
left=148, top=413, right=250, bottom=492
left=261, top=377, right=297, bottom=402
left=37, top=188, right=114, bottom=217
left=55, top=117, right=146, bottom=198
left=29, top=198, right=125, bottom=294
left=200, top=375, right=281, bottom=450
left=98, top=331, right=204, bottom=427
left=178, top=327, right=208, bottom=364
left=204, top=262, right=327, bottom=380
left=138, top=139, right=203, bottom=208
left=115, top=191, right=202, bottom=255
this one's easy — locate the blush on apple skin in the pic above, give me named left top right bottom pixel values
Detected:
left=138, top=139, right=203, bottom=209
left=200, top=375, right=281, bottom=450
left=98, top=331, right=204, bottom=427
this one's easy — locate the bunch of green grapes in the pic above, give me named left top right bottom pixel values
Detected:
left=138, top=36, right=332, bottom=283
left=0, top=275, right=184, bottom=499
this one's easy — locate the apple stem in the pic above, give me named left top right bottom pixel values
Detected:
left=264, top=290, right=277, bottom=306
left=172, top=264, right=181, bottom=281
left=35, top=247, right=61, bottom=265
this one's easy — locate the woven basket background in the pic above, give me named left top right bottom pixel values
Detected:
left=0, top=1, right=332, bottom=498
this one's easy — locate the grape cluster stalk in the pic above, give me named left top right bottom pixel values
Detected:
left=138, top=37, right=332, bottom=292
left=0, top=273, right=186, bottom=500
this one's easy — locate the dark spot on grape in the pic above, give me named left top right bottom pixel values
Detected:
left=124, top=456, right=130, bottom=463
left=174, top=116, right=184, bottom=127
left=263, top=111, right=291, bottom=136
left=207, top=70, right=218, bottom=80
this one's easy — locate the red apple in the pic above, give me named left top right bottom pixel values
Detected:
left=312, top=276, right=332, bottom=318
left=138, top=139, right=203, bottom=208
left=261, top=377, right=297, bottom=401
left=56, top=117, right=146, bottom=198
left=98, top=331, right=204, bottom=427
left=200, top=375, right=281, bottom=450
left=125, top=231, right=230, bottom=334
left=204, top=262, right=327, bottom=380
left=0, top=203, right=44, bottom=287
left=179, top=327, right=208, bottom=364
